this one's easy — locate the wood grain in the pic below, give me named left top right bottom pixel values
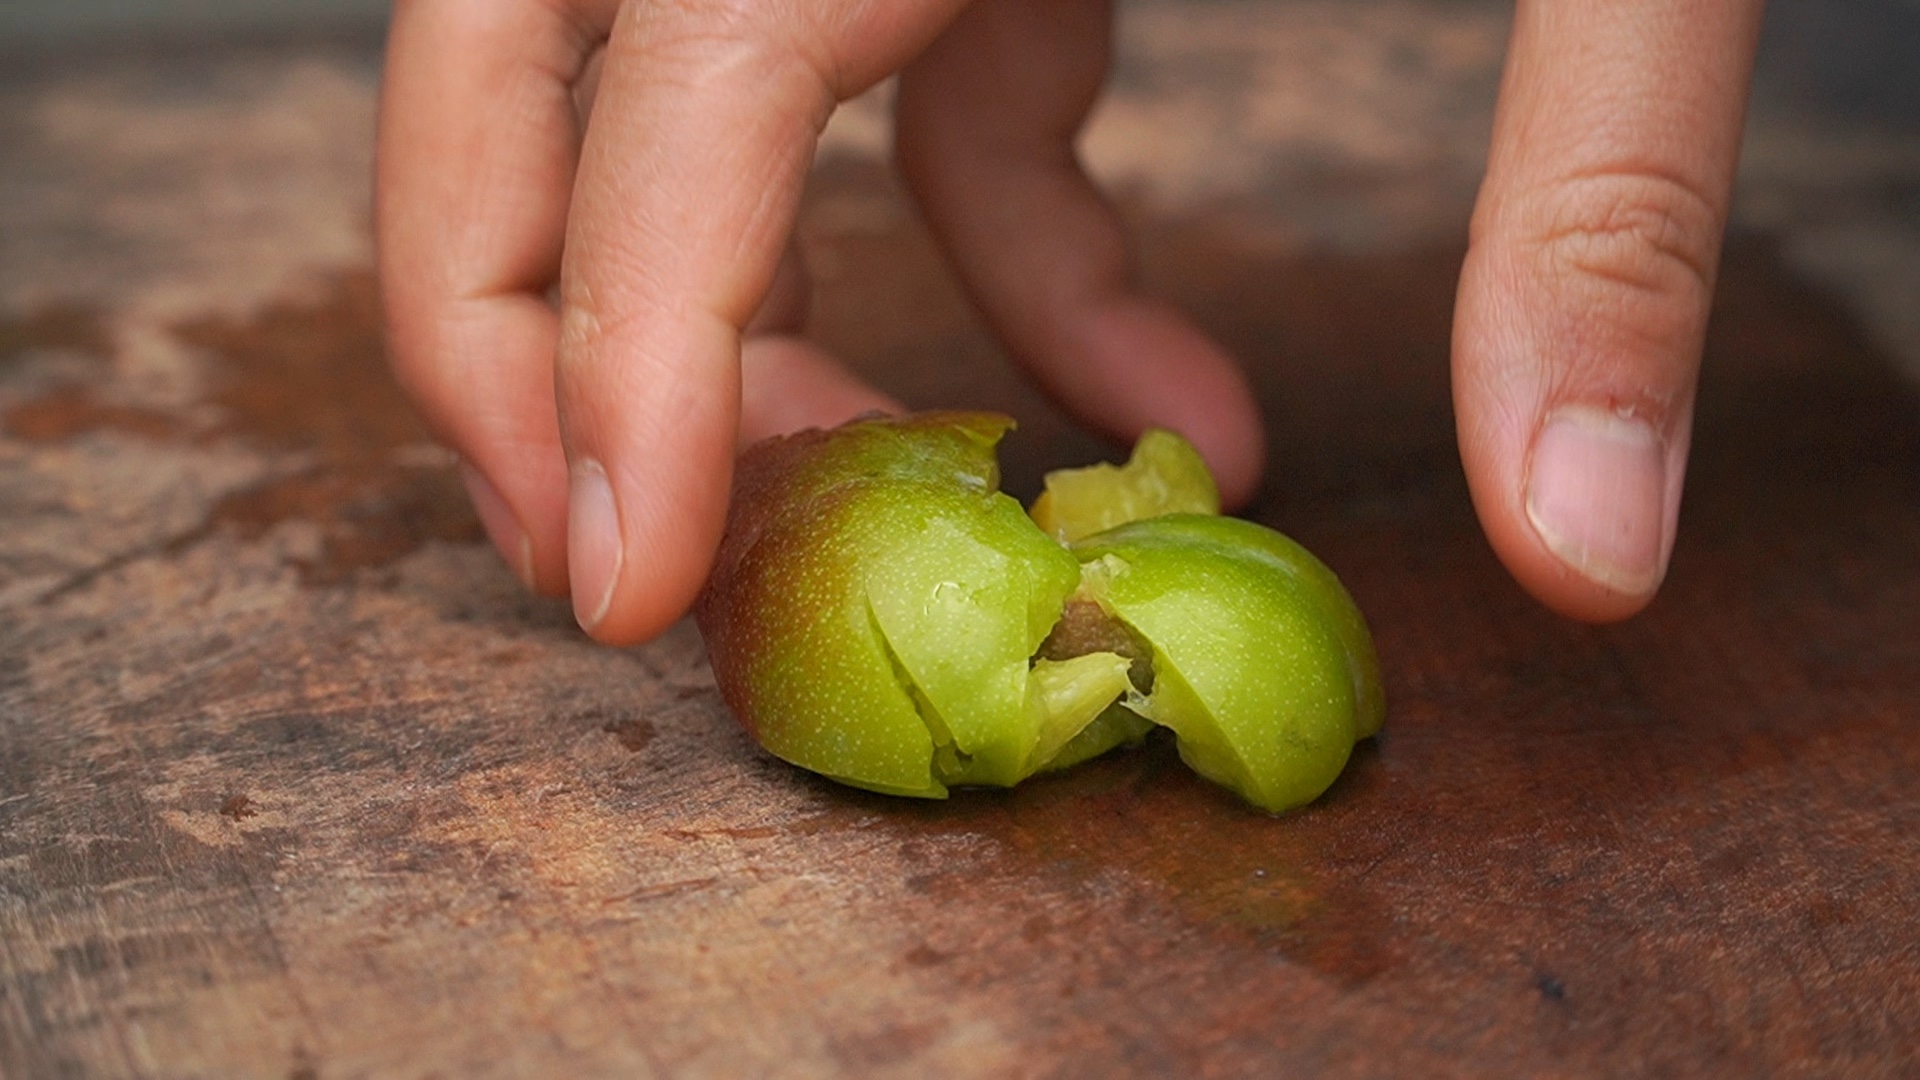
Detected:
left=5, top=63, right=1920, bottom=1080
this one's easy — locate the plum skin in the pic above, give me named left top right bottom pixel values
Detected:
left=696, top=412, right=1077, bottom=797
left=695, top=411, right=1383, bottom=812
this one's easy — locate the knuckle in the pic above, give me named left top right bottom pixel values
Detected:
left=553, top=284, right=610, bottom=379
left=611, top=0, right=837, bottom=116
left=1528, top=170, right=1724, bottom=307
left=626, top=0, right=756, bottom=40
left=621, top=0, right=804, bottom=63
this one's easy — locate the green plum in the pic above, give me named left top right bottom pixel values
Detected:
left=696, top=411, right=1383, bottom=812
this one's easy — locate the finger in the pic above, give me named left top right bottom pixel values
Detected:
left=741, top=241, right=903, bottom=445
left=740, top=335, right=904, bottom=447
left=1453, top=0, right=1765, bottom=621
left=378, top=0, right=620, bottom=594
left=895, top=0, right=1266, bottom=507
left=555, top=0, right=966, bottom=644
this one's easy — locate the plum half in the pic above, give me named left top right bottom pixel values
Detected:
left=695, top=412, right=1383, bottom=812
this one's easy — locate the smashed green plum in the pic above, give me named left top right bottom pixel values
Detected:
left=694, top=412, right=1383, bottom=812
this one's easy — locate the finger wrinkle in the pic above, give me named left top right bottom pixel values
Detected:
left=1521, top=168, right=1722, bottom=306
left=407, top=44, right=582, bottom=298
left=529, top=0, right=623, bottom=47
left=554, top=286, right=734, bottom=434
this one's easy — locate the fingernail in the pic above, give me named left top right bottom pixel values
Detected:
left=459, top=461, right=534, bottom=589
left=568, top=458, right=622, bottom=631
left=1525, top=406, right=1668, bottom=596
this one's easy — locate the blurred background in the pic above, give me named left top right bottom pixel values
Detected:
left=0, top=0, right=386, bottom=43
left=3, top=0, right=1916, bottom=382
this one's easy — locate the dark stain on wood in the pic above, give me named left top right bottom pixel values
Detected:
left=1, top=274, right=416, bottom=459
left=6, top=383, right=188, bottom=444
left=204, top=461, right=481, bottom=586
left=4, top=272, right=478, bottom=588
left=177, top=272, right=481, bottom=583
left=602, top=716, right=657, bottom=754
left=829, top=1017, right=948, bottom=1072
left=169, top=273, right=425, bottom=460
left=1535, top=971, right=1568, bottom=1003
left=0, top=304, right=177, bottom=443
left=0, top=304, right=111, bottom=366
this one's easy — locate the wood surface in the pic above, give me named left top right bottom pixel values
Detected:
left=5, top=29, right=1920, bottom=1080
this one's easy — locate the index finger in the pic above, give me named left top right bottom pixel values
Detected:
left=552, top=0, right=966, bottom=644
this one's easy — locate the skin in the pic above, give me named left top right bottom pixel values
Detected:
left=378, top=0, right=1768, bottom=644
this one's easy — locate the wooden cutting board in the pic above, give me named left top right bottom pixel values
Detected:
left=4, top=52, right=1919, bottom=1080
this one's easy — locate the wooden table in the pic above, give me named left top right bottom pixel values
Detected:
left=4, top=16, right=1919, bottom=1078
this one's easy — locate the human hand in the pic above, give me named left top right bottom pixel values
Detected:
left=379, top=0, right=1768, bottom=643
left=1453, top=0, right=1766, bottom=620
left=376, top=0, right=1265, bottom=645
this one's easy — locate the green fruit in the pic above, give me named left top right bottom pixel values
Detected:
left=696, top=411, right=1383, bottom=812
left=1030, top=428, right=1220, bottom=542
left=1069, top=515, right=1385, bottom=810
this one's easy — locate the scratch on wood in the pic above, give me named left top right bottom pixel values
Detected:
left=662, top=826, right=783, bottom=843
left=603, top=877, right=723, bottom=905
left=95, top=875, right=166, bottom=895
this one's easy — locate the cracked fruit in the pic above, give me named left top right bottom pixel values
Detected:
left=695, top=412, right=1383, bottom=812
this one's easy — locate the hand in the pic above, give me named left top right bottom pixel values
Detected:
left=376, top=0, right=1265, bottom=645
left=379, top=0, right=1768, bottom=643
left=1454, top=0, right=1766, bottom=620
